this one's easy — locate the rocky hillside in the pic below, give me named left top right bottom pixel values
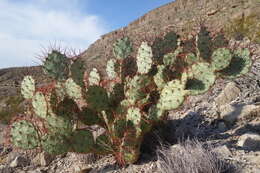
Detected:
left=0, top=0, right=260, bottom=172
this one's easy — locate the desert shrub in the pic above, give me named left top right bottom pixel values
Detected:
left=156, top=139, right=239, bottom=173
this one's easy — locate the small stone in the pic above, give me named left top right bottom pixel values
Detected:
left=237, top=133, right=260, bottom=150
left=213, top=145, right=232, bottom=158
left=220, top=104, right=258, bottom=124
left=9, top=155, right=29, bottom=168
left=215, top=82, right=240, bottom=107
left=32, top=151, right=54, bottom=166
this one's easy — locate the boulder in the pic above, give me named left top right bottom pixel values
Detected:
left=237, top=133, right=260, bottom=150
left=215, top=82, right=241, bottom=107
left=220, top=104, right=258, bottom=124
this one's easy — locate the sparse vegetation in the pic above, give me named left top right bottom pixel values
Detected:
left=0, top=95, right=24, bottom=124
left=156, top=139, right=238, bottom=173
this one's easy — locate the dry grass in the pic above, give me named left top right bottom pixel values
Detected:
left=156, top=139, right=239, bottom=173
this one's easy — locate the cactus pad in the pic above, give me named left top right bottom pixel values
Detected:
left=113, top=37, right=132, bottom=59
left=196, top=26, right=213, bottom=61
left=106, top=58, right=118, bottom=79
left=11, top=120, right=39, bottom=149
left=78, top=107, right=104, bottom=126
left=186, top=62, right=216, bottom=95
left=21, top=76, right=35, bottom=99
left=41, top=133, right=70, bottom=155
left=157, top=80, right=187, bottom=111
left=163, top=53, right=175, bottom=66
left=186, top=53, right=198, bottom=65
left=137, top=42, right=153, bottom=74
left=154, top=65, right=166, bottom=90
left=32, top=92, right=48, bottom=119
left=126, top=107, right=142, bottom=126
left=43, top=50, right=69, bottom=81
left=46, top=114, right=73, bottom=137
left=152, top=31, right=178, bottom=63
left=65, top=78, right=82, bottom=100
left=89, top=68, right=100, bottom=86
left=219, top=48, right=252, bottom=78
left=211, top=48, right=232, bottom=71
left=85, top=86, right=109, bottom=111
left=71, top=59, right=86, bottom=87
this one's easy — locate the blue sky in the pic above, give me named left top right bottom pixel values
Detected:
left=0, top=0, right=173, bottom=69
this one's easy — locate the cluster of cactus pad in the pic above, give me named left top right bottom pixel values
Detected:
left=9, top=25, right=253, bottom=165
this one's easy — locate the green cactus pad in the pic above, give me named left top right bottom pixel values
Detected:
left=197, top=26, right=213, bottom=61
left=186, top=53, right=198, bottom=65
left=125, top=75, right=150, bottom=105
left=70, top=130, right=95, bottom=153
left=89, top=68, right=100, bottom=86
left=157, top=80, right=187, bottom=111
left=46, top=114, right=73, bottom=137
left=43, top=50, right=70, bottom=81
left=126, top=107, right=142, bottom=126
left=55, top=97, right=79, bottom=116
left=152, top=31, right=178, bottom=64
left=163, top=53, right=175, bottom=66
left=11, top=120, right=40, bottom=149
left=163, top=51, right=179, bottom=66
left=109, top=83, right=125, bottom=107
left=218, top=48, right=252, bottom=78
left=32, top=92, right=48, bottom=119
left=78, top=107, right=104, bottom=126
left=85, top=86, right=109, bottom=111
left=113, top=37, right=132, bottom=59
left=53, top=82, right=67, bottom=101
left=71, top=59, right=86, bottom=87
left=186, top=62, right=216, bottom=95
left=211, top=48, right=232, bottom=71
left=41, top=133, right=70, bottom=155
left=137, top=42, right=153, bottom=74
left=65, top=78, right=82, bottom=100
left=154, top=65, right=166, bottom=90
left=21, top=76, right=35, bottom=99
left=106, top=59, right=118, bottom=79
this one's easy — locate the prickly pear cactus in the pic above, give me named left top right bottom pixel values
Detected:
left=9, top=25, right=254, bottom=166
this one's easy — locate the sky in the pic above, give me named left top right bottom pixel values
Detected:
left=0, top=0, right=174, bottom=69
